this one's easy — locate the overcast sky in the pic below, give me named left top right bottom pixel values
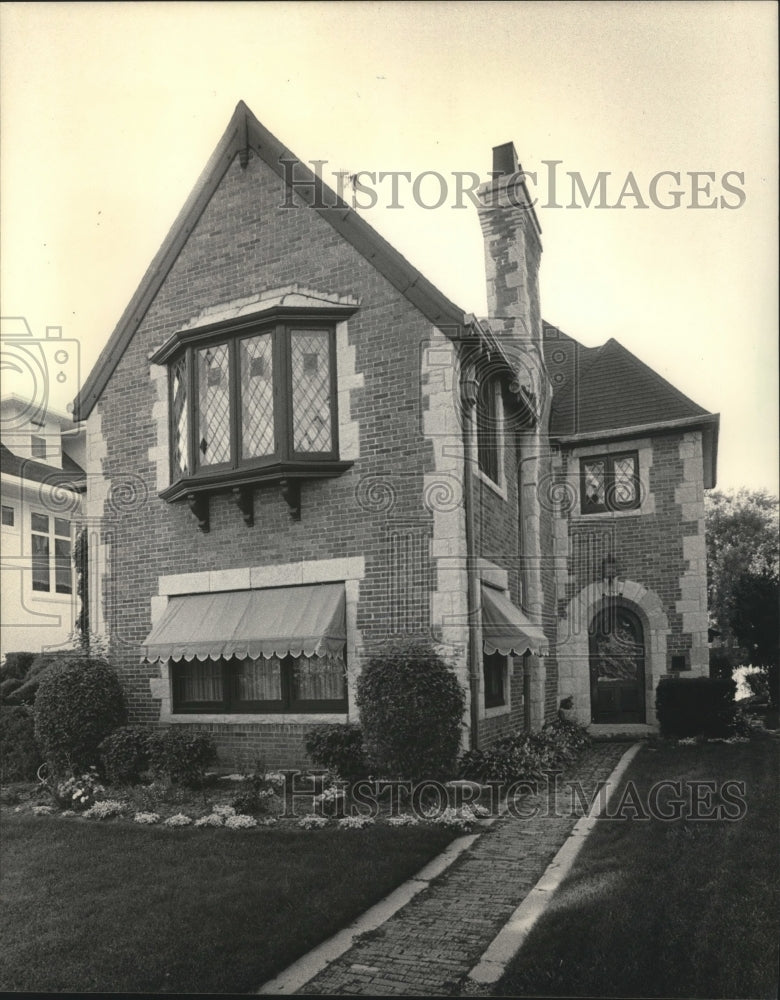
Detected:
left=1, top=2, right=777, bottom=493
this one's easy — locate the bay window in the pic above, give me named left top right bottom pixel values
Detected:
left=151, top=309, right=353, bottom=527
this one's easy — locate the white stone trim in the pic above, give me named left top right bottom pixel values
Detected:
left=336, top=319, right=363, bottom=462
left=148, top=362, right=169, bottom=492
left=674, top=431, right=709, bottom=674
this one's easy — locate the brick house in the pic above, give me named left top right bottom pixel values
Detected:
left=73, top=102, right=718, bottom=768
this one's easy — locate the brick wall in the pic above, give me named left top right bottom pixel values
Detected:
left=94, top=151, right=454, bottom=767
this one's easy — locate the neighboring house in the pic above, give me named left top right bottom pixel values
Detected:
left=0, top=395, right=86, bottom=658
left=72, top=102, right=718, bottom=768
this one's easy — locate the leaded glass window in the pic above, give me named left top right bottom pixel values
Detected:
left=583, top=459, right=606, bottom=507
left=166, top=322, right=338, bottom=483
left=240, top=333, right=275, bottom=459
left=171, top=354, right=189, bottom=476
left=580, top=452, right=640, bottom=514
left=291, top=329, right=332, bottom=453
left=197, top=344, right=231, bottom=466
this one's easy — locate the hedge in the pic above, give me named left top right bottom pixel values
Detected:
left=655, top=676, right=737, bottom=738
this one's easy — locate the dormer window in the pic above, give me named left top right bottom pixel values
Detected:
left=152, top=304, right=355, bottom=529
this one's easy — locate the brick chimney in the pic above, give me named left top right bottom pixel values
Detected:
left=477, top=142, right=543, bottom=349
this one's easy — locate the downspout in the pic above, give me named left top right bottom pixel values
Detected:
left=458, top=344, right=481, bottom=750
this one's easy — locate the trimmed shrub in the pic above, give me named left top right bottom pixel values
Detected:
left=459, top=717, right=591, bottom=784
left=305, top=724, right=370, bottom=782
left=656, top=676, right=737, bottom=738
left=0, top=705, right=42, bottom=782
left=33, top=657, right=127, bottom=773
left=0, top=677, right=23, bottom=704
left=99, top=726, right=151, bottom=785
left=356, top=639, right=466, bottom=780
left=147, top=729, right=217, bottom=788
left=13, top=651, right=80, bottom=705
left=1, top=651, right=36, bottom=681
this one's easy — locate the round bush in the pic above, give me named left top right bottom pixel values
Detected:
left=99, top=725, right=150, bottom=785
left=305, top=724, right=369, bottom=782
left=33, top=657, right=127, bottom=773
left=146, top=728, right=217, bottom=788
left=356, top=639, right=466, bottom=780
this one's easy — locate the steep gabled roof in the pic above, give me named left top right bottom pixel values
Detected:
left=542, top=321, right=719, bottom=486
left=74, top=102, right=468, bottom=420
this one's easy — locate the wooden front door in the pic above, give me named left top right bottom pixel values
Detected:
left=589, top=605, right=646, bottom=724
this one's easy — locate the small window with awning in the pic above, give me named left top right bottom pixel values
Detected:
left=142, top=583, right=348, bottom=714
left=480, top=583, right=548, bottom=657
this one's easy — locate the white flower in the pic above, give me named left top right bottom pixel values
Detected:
left=337, top=815, right=375, bottom=829
left=194, top=813, right=224, bottom=827
left=32, top=805, right=56, bottom=816
left=388, top=814, right=419, bottom=827
left=164, top=813, right=193, bottom=827
left=298, top=814, right=330, bottom=829
left=212, top=804, right=236, bottom=818
left=84, top=800, right=126, bottom=820
left=225, top=814, right=257, bottom=829
left=134, top=811, right=160, bottom=824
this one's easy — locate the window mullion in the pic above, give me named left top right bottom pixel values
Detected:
left=276, top=325, right=290, bottom=460
left=230, top=341, right=240, bottom=469
left=223, top=659, right=233, bottom=711
left=187, top=348, right=197, bottom=475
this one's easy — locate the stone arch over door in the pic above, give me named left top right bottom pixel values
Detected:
left=556, top=580, right=669, bottom=728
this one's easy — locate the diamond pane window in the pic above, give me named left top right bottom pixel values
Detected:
left=612, top=456, right=638, bottom=505
left=161, top=318, right=343, bottom=512
left=580, top=452, right=639, bottom=514
left=583, top=460, right=606, bottom=507
left=291, top=330, right=332, bottom=453
left=171, top=355, right=189, bottom=476
left=240, top=334, right=275, bottom=459
left=197, top=345, right=231, bottom=465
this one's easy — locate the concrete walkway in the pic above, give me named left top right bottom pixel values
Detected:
left=262, top=741, right=633, bottom=996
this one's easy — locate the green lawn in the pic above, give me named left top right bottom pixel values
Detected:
left=496, top=738, right=780, bottom=999
left=0, top=818, right=454, bottom=993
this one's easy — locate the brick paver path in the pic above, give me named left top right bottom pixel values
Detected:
left=299, top=742, right=629, bottom=996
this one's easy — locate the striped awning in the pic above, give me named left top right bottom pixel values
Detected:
left=141, top=583, right=346, bottom=663
left=481, top=584, right=548, bottom=657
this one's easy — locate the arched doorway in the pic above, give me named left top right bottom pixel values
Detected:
left=589, top=603, right=646, bottom=724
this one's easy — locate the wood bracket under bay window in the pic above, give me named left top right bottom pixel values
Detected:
left=279, top=478, right=301, bottom=520
left=231, top=486, right=254, bottom=527
left=186, top=492, right=209, bottom=533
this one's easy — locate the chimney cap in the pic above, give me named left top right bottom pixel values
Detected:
left=492, top=142, right=518, bottom=176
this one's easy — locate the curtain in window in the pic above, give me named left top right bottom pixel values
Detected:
left=292, top=654, right=345, bottom=701
left=235, top=656, right=282, bottom=702
left=178, top=659, right=223, bottom=703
